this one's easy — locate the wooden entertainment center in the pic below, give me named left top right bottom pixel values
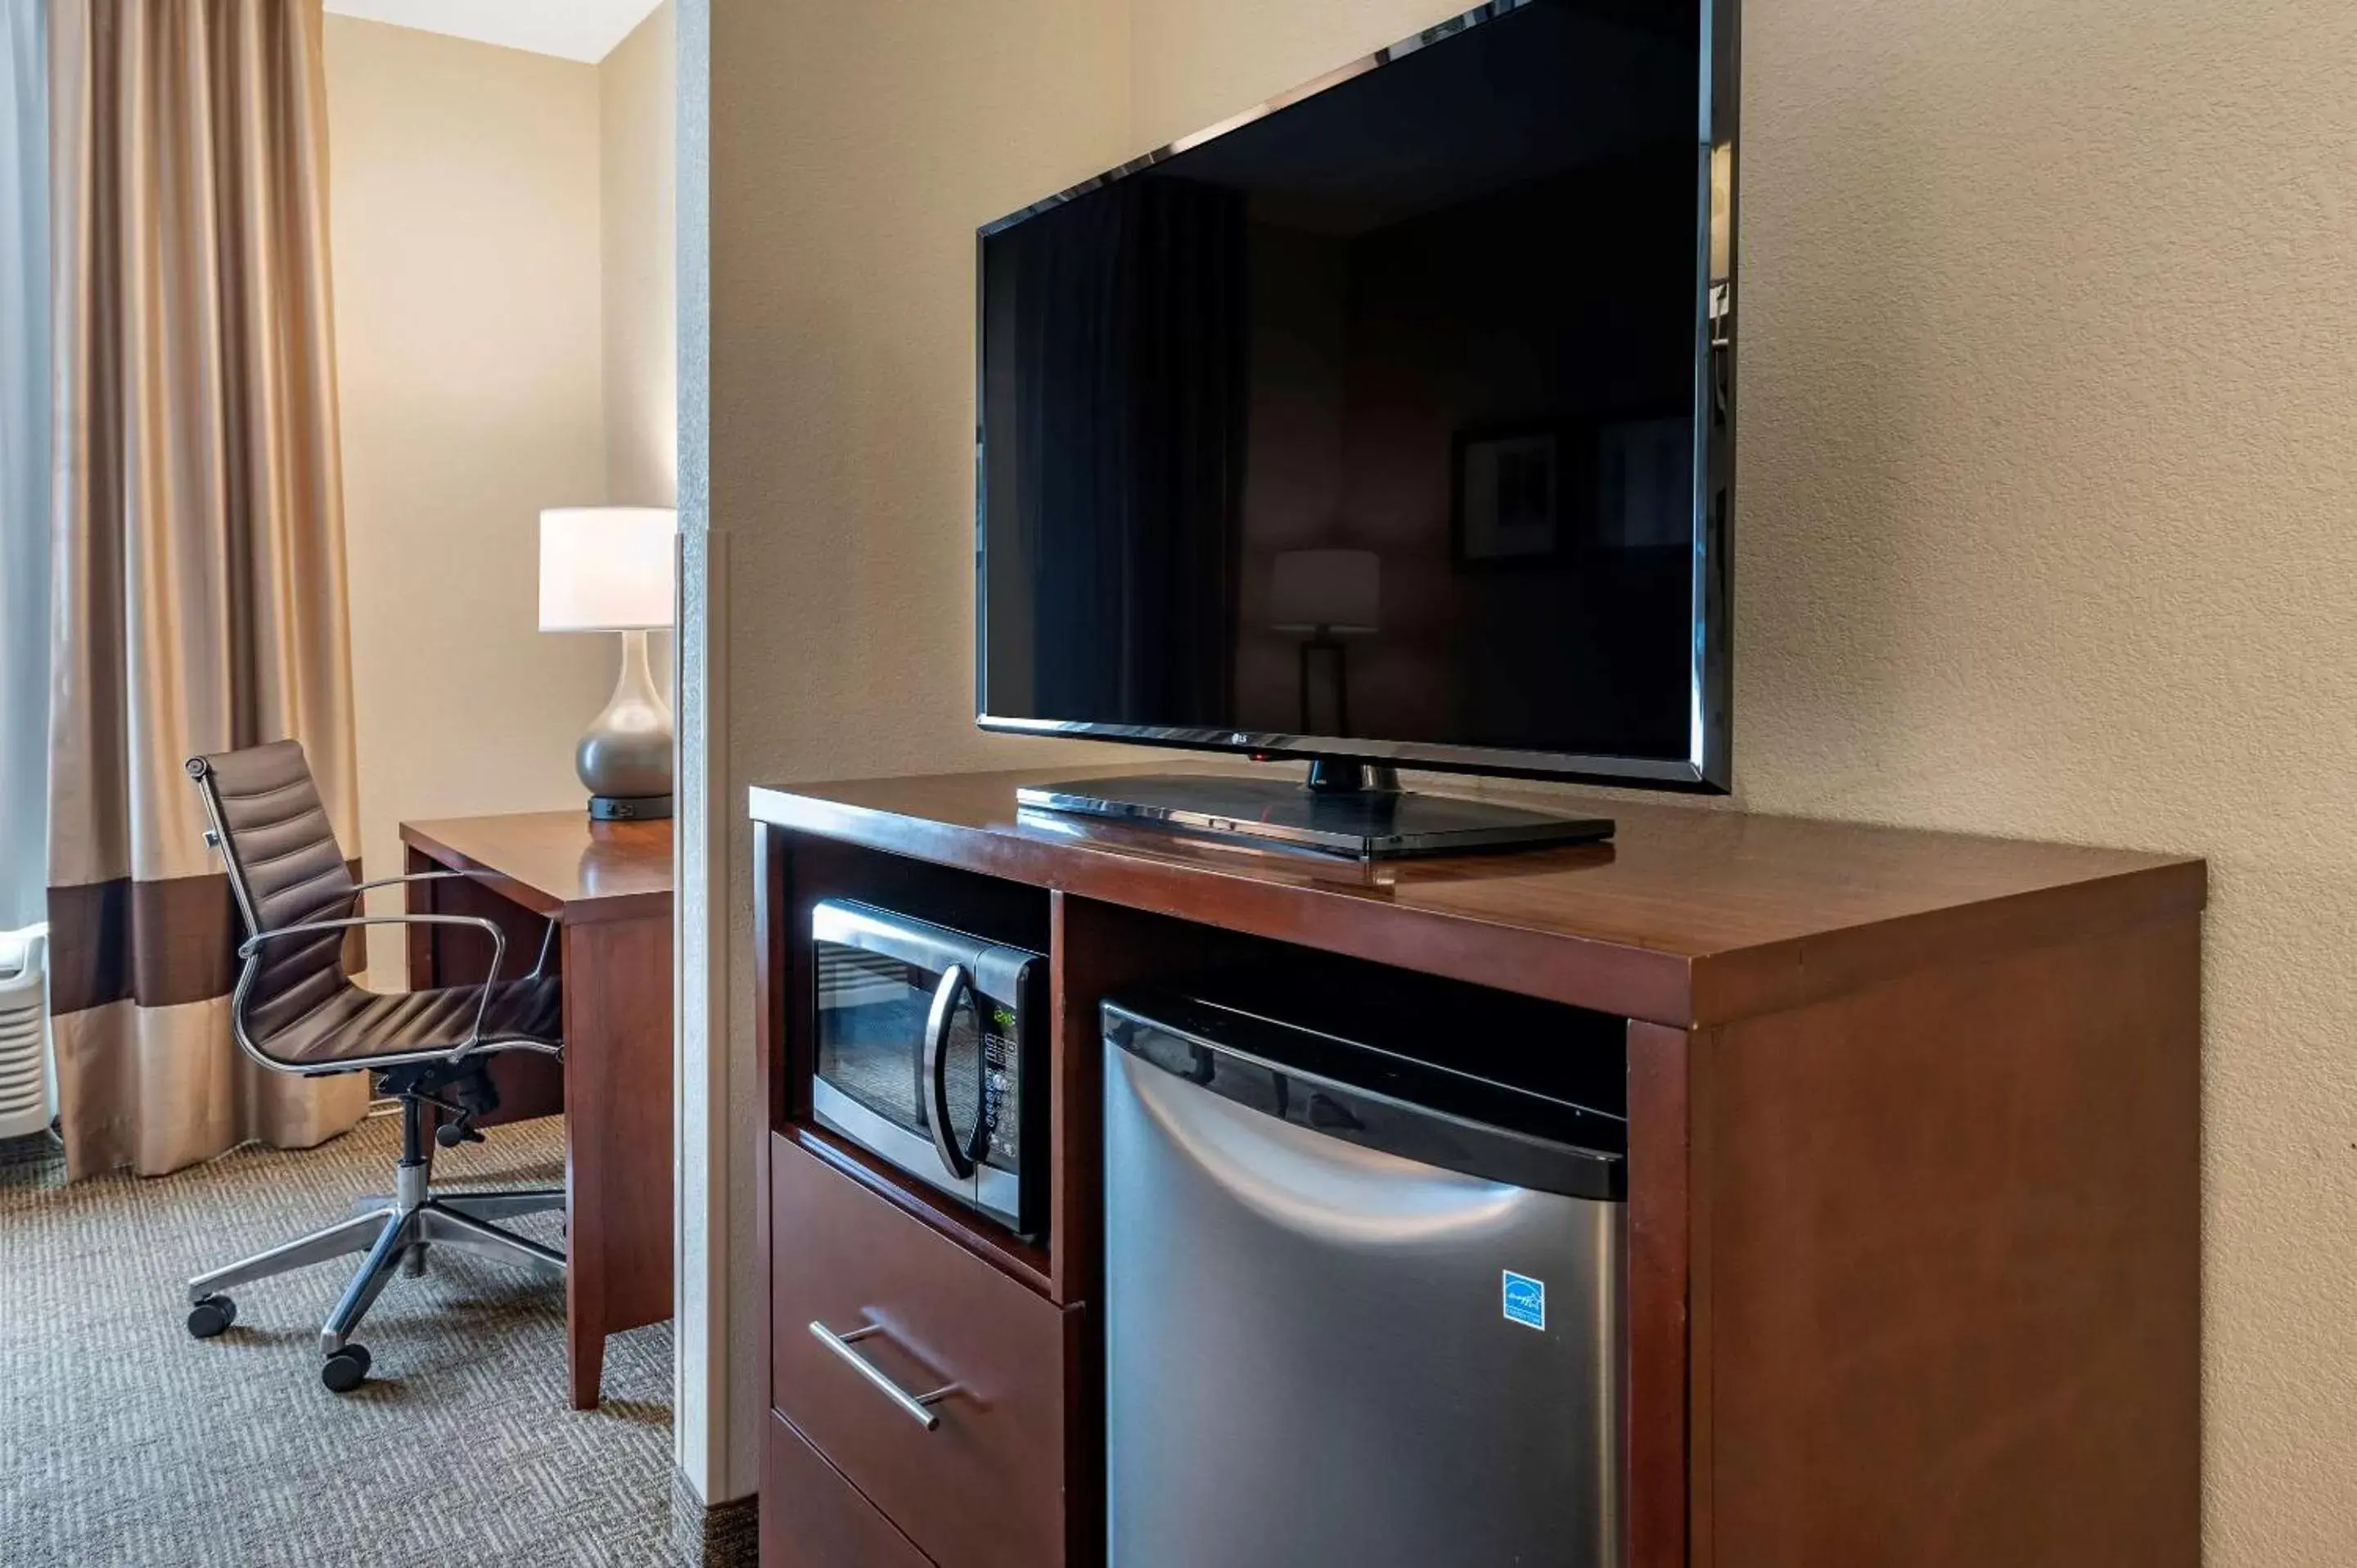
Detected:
left=751, top=768, right=2202, bottom=1568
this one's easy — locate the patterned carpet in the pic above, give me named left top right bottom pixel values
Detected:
left=0, top=1113, right=681, bottom=1567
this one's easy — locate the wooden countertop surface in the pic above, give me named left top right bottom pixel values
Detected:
left=748, top=768, right=2203, bottom=1027
left=400, top=811, right=674, bottom=923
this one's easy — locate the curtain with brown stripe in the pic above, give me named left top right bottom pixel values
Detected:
left=46, top=0, right=366, bottom=1177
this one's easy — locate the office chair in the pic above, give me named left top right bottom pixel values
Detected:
left=182, top=740, right=566, bottom=1392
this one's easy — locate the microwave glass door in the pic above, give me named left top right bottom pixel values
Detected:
left=811, top=904, right=998, bottom=1210
left=813, top=946, right=989, bottom=1153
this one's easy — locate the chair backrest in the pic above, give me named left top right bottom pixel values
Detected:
left=186, top=740, right=356, bottom=1048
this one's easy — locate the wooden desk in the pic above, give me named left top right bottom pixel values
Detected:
left=399, top=810, right=674, bottom=1410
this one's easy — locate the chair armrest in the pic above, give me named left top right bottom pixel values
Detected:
left=240, top=914, right=508, bottom=1048
left=341, top=869, right=499, bottom=906
left=341, top=871, right=561, bottom=980
left=237, top=912, right=505, bottom=961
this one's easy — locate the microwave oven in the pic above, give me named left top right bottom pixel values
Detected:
left=809, top=899, right=1047, bottom=1237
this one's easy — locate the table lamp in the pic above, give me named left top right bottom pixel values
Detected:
left=539, top=507, right=678, bottom=821
left=1270, top=548, right=1380, bottom=737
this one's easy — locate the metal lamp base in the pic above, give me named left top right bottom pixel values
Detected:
left=589, top=794, right=673, bottom=822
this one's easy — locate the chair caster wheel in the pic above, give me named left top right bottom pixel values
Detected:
left=187, top=1295, right=237, bottom=1339
left=322, top=1344, right=372, bottom=1393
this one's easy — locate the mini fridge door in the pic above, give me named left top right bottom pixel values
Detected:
left=1103, top=1001, right=1626, bottom=1568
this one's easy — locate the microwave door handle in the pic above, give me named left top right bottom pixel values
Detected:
left=923, top=963, right=977, bottom=1180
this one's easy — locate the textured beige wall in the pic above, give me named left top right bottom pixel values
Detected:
left=713, top=0, right=1130, bottom=795
left=1128, top=0, right=1434, bottom=151
left=1133, top=0, right=2357, bottom=1560
left=602, top=2, right=678, bottom=510
left=1729, top=4, right=2356, bottom=1559
left=708, top=0, right=2357, bottom=1550
left=326, top=17, right=615, bottom=980
left=708, top=0, right=1132, bottom=1489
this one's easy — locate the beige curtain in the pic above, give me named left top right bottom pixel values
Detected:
left=47, top=0, right=365, bottom=1178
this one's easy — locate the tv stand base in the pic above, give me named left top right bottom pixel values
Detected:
left=1015, top=763, right=1614, bottom=860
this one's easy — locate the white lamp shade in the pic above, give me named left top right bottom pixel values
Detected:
left=1269, top=548, right=1380, bottom=634
left=539, top=507, right=678, bottom=631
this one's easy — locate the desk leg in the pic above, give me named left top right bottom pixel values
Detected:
left=403, top=850, right=445, bottom=1176
left=561, top=912, right=676, bottom=1411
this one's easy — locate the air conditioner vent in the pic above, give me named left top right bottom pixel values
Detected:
left=0, top=926, right=55, bottom=1142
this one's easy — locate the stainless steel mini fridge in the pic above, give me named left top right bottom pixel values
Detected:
left=1102, top=989, right=1627, bottom=1568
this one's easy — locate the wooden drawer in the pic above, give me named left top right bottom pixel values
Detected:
left=770, top=1133, right=1074, bottom=1568
left=764, top=1410, right=934, bottom=1568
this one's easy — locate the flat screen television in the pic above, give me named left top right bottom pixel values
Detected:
left=976, top=0, right=1738, bottom=855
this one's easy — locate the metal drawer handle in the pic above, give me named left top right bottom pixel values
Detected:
left=808, top=1319, right=957, bottom=1431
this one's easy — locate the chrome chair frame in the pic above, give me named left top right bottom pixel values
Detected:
left=183, top=754, right=570, bottom=1385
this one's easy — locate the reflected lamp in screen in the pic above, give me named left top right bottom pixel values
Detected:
left=1270, top=549, right=1380, bottom=736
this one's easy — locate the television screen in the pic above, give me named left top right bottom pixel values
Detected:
left=978, top=0, right=1735, bottom=788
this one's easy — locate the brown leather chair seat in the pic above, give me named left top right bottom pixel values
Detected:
left=264, top=973, right=563, bottom=1066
